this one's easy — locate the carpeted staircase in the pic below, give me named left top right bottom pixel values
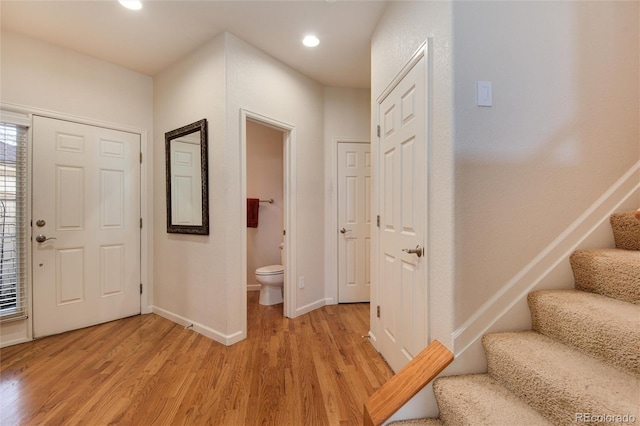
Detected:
left=393, top=211, right=640, bottom=425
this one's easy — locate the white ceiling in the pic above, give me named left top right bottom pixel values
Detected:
left=0, top=0, right=388, bottom=89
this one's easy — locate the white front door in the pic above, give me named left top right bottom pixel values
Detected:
left=338, top=141, right=371, bottom=303
left=377, top=54, right=428, bottom=372
left=32, top=116, right=141, bottom=338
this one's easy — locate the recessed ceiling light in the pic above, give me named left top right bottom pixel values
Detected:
left=119, top=0, right=142, bottom=10
left=302, top=35, right=320, bottom=48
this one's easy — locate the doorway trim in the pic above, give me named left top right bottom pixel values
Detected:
left=240, top=109, right=297, bottom=318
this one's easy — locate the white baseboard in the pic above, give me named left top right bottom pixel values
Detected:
left=453, top=161, right=640, bottom=358
left=151, top=306, right=245, bottom=346
left=0, top=336, right=31, bottom=348
left=324, top=296, right=337, bottom=305
left=295, top=298, right=327, bottom=317
left=247, top=284, right=261, bottom=292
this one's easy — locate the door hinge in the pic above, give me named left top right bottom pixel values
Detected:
left=140, top=152, right=143, bottom=163
left=376, top=215, right=380, bottom=227
left=377, top=305, right=381, bottom=318
left=377, top=125, right=381, bottom=137
left=140, top=218, right=143, bottom=229
left=140, top=283, right=143, bottom=294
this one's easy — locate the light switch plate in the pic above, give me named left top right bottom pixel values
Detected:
left=477, top=81, right=492, bottom=107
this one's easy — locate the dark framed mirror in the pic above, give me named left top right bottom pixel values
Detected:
left=165, top=119, right=209, bottom=235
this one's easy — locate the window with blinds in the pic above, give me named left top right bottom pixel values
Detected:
left=0, top=121, right=28, bottom=321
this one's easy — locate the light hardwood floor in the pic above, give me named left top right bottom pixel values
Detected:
left=0, top=292, right=393, bottom=425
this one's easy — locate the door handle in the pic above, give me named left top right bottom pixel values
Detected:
left=340, top=228, right=348, bottom=234
left=402, top=245, right=423, bottom=258
left=35, top=235, right=56, bottom=243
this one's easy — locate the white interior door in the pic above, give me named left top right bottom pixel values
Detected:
left=377, top=55, right=428, bottom=372
left=338, top=141, right=371, bottom=303
left=32, top=116, right=141, bottom=338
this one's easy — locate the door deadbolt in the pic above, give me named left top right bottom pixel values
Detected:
left=35, top=219, right=46, bottom=227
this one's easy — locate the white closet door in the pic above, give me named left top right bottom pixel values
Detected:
left=377, top=55, right=428, bottom=372
left=338, top=142, right=371, bottom=303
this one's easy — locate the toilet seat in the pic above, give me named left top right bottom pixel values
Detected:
left=256, top=264, right=284, bottom=276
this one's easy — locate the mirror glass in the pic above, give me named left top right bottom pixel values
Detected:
left=165, top=119, right=209, bottom=235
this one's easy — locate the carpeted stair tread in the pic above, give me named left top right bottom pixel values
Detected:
left=389, top=419, right=443, bottom=425
left=610, top=211, right=640, bottom=250
left=570, top=248, right=640, bottom=304
left=483, top=331, right=639, bottom=425
left=528, top=289, right=640, bottom=375
left=432, top=374, right=553, bottom=426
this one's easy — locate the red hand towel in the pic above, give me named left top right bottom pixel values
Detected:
left=247, top=198, right=259, bottom=228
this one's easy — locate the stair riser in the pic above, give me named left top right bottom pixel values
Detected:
left=433, top=382, right=473, bottom=426
left=570, top=250, right=640, bottom=305
left=610, top=212, right=640, bottom=251
left=528, top=292, right=640, bottom=375
left=485, top=352, right=573, bottom=425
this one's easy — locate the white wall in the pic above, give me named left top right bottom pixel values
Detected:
left=0, top=31, right=153, bottom=347
left=323, top=87, right=371, bottom=303
left=453, top=0, right=639, bottom=330
left=450, top=0, right=639, bottom=375
left=0, top=31, right=153, bottom=130
left=225, top=33, right=325, bottom=333
left=152, top=35, right=232, bottom=342
left=246, top=120, right=284, bottom=289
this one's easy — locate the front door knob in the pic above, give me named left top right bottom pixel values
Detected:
left=340, top=228, right=347, bottom=234
left=35, top=235, right=56, bottom=243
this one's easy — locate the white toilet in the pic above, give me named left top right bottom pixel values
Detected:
left=255, top=243, right=284, bottom=305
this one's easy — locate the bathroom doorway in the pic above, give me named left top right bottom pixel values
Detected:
left=241, top=110, right=297, bottom=318
left=246, top=121, right=283, bottom=294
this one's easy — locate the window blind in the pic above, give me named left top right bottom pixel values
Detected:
left=0, top=121, right=28, bottom=321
